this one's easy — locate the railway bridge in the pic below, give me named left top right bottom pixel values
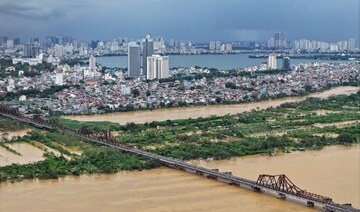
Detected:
left=0, top=105, right=358, bottom=212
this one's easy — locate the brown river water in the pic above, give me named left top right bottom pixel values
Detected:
left=1, top=145, right=359, bottom=212
left=65, top=86, right=360, bottom=125
left=0, top=142, right=46, bottom=167
left=1, top=86, right=359, bottom=211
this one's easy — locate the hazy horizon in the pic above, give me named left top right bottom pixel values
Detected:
left=0, top=0, right=359, bottom=42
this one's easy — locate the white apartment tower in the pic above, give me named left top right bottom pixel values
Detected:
left=147, top=55, right=169, bottom=80
left=348, top=39, right=356, bottom=51
left=267, top=52, right=277, bottom=70
left=54, top=44, right=64, bottom=58
left=209, top=41, right=216, bottom=51
left=225, top=44, right=233, bottom=52
left=89, top=55, right=96, bottom=71
left=55, top=72, right=64, bottom=86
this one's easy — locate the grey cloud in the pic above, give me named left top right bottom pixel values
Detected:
left=0, top=3, right=60, bottom=19
left=0, top=0, right=358, bottom=42
left=0, top=0, right=94, bottom=19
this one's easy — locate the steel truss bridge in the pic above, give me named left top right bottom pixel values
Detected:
left=0, top=104, right=358, bottom=212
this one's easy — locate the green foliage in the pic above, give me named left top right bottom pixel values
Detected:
left=0, top=85, right=69, bottom=101
left=1, top=91, right=360, bottom=182
left=132, top=89, right=140, bottom=97
left=225, top=82, right=238, bottom=89
left=0, top=143, right=22, bottom=156
left=113, top=92, right=360, bottom=159
left=0, top=59, right=54, bottom=79
left=59, top=119, right=122, bottom=131
left=0, top=149, right=161, bottom=182
left=0, top=116, right=29, bottom=131
left=337, top=133, right=354, bottom=144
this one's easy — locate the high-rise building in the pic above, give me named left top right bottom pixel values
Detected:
left=153, top=37, right=165, bottom=54
left=33, top=46, right=41, bottom=57
left=215, top=41, right=222, bottom=50
left=267, top=52, right=277, bottom=70
left=14, top=38, right=21, bottom=45
left=6, top=40, right=14, bottom=49
left=30, top=37, right=40, bottom=44
left=169, top=39, right=176, bottom=47
left=268, top=37, right=276, bottom=48
left=72, top=40, right=78, bottom=50
left=89, top=55, right=96, bottom=71
left=348, top=39, right=356, bottom=51
left=275, top=32, right=286, bottom=49
left=225, top=44, right=233, bottom=52
left=128, top=42, right=141, bottom=78
left=54, top=44, right=64, bottom=58
left=142, top=34, right=154, bottom=77
left=90, top=40, right=98, bottom=49
left=282, top=57, right=291, bottom=71
left=209, top=41, right=216, bottom=51
left=0, top=36, right=8, bottom=45
left=62, top=36, right=72, bottom=45
left=147, top=55, right=170, bottom=80
left=23, top=44, right=35, bottom=58
left=220, top=44, right=226, bottom=52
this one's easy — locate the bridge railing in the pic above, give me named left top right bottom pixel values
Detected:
left=0, top=104, right=358, bottom=212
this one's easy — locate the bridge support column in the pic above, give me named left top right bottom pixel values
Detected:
left=253, top=187, right=261, bottom=192
left=306, top=201, right=315, bottom=208
left=277, top=193, right=287, bottom=199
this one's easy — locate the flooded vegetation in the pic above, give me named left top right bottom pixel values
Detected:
left=0, top=145, right=358, bottom=211
left=1, top=89, right=359, bottom=182
left=0, top=142, right=45, bottom=166
left=0, top=86, right=359, bottom=211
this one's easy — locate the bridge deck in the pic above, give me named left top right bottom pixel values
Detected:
left=0, top=111, right=359, bottom=212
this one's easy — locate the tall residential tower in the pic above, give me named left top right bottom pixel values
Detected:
left=128, top=42, right=141, bottom=78
left=275, top=32, right=286, bottom=49
left=147, top=55, right=169, bottom=80
left=142, top=34, right=154, bottom=77
left=268, top=52, right=277, bottom=70
left=89, top=55, right=96, bottom=71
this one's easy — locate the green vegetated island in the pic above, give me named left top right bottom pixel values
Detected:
left=1, top=92, right=360, bottom=182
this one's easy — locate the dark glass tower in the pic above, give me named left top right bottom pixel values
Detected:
left=282, top=56, right=291, bottom=71
left=142, top=35, right=154, bottom=77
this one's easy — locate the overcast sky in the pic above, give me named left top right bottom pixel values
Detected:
left=0, top=0, right=359, bottom=42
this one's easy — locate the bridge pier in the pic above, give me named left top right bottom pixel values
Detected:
left=253, top=186, right=261, bottom=192
left=277, top=193, right=287, bottom=199
left=1, top=107, right=359, bottom=212
left=307, top=201, right=315, bottom=208
left=205, top=174, right=217, bottom=179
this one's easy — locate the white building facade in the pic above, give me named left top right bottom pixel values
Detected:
left=89, top=55, right=96, bottom=71
left=146, top=55, right=169, bottom=80
left=267, top=52, right=277, bottom=70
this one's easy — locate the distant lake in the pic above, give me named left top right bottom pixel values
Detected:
left=94, top=54, right=348, bottom=70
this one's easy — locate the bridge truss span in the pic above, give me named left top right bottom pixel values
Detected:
left=0, top=104, right=358, bottom=212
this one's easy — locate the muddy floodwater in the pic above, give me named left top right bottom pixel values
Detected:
left=65, top=86, right=360, bottom=125
left=1, top=145, right=359, bottom=212
left=0, top=129, right=32, bottom=140
left=0, top=142, right=46, bottom=166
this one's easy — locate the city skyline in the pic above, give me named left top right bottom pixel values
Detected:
left=0, top=0, right=358, bottom=42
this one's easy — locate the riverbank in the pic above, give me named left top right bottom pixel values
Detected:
left=61, top=91, right=360, bottom=161
left=64, top=86, right=360, bottom=125
left=1, top=145, right=358, bottom=211
left=93, top=53, right=355, bottom=69
left=1, top=90, right=359, bottom=183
